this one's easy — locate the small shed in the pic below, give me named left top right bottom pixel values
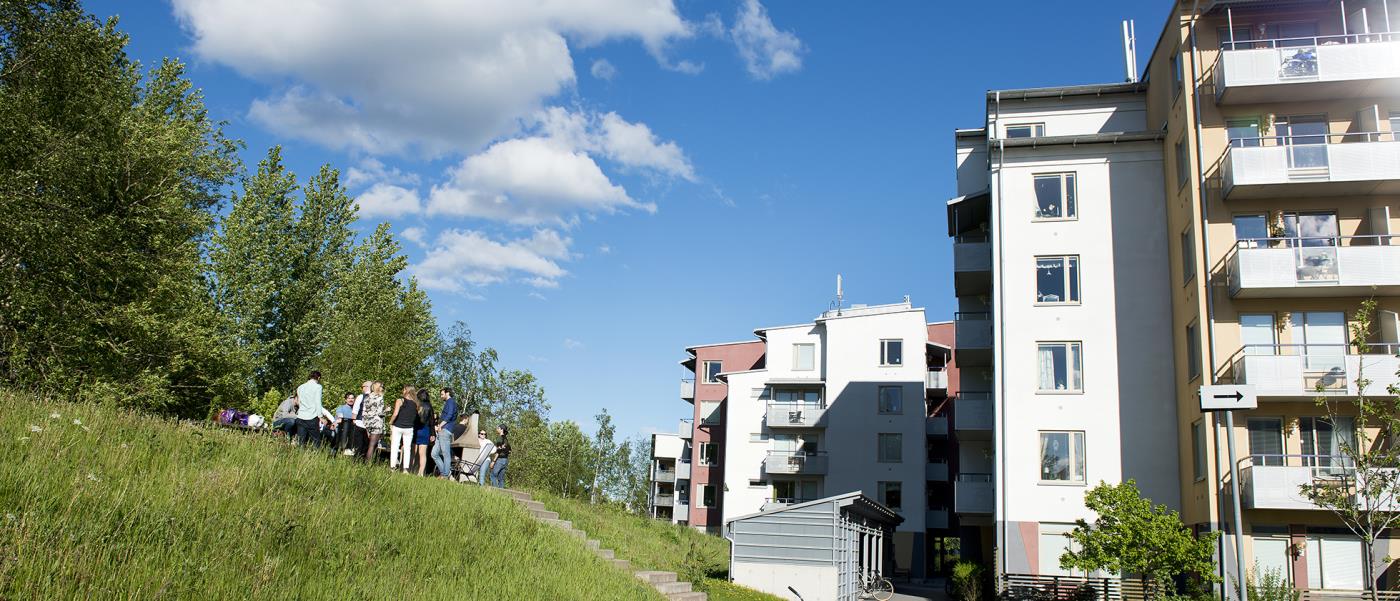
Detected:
left=725, top=492, right=903, bottom=601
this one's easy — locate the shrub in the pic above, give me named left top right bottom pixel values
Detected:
left=951, top=560, right=986, bottom=601
left=1244, top=564, right=1298, bottom=601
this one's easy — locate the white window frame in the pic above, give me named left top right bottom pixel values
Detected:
left=1032, top=173, right=1077, bottom=221
left=1186, top=320, right=1202, bottom=381
left=879, top=339, right=903, bottom=366
left=1039, top=430, right=1087, bottom=484
left=878, top=481, right=903, bottom=511
left=697, top=441, right=718, bottom=466
left=698, top=484, right=716, bottom=508
left=1034, top=255, right=1081, bottom=305
left=702, top=360, right=723, bottom=384
left=1035, top=341, right=1084, bottom=393
left=877, top=385, right=903, bottom=414
left=877, top=433, right=903, bottom=463
left=1005, top=123, right=1045, bottom=139
left=792, top=343, right=815, bottom=371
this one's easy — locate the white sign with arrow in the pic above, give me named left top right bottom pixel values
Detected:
left=1199, top=384, right=1257, bottom=412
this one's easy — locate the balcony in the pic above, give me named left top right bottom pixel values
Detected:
left=955, top=474, right=993, bottom=514
left=1228, top=237, right=1400, bottom=298
left=764, top=451, right=828, bottom=476
left=680, top=378, right=695, bottom=401
left=655, top=469, right=676, bottom=483
left=1238, top=455, right=1363, bottom=511
left=955, top=312, right=993, bottom=366
left=676, top=461, right=691, bottom=480
left=761, top=497, right=816, bottom=512
left=1214, top=35, right=1400, bottom=105
left=926, top=369, right=948, bottom=392
left=927, top=508, right=950, bottom=530
left=926, top=415, right=949, bottom=437
left=954, top=235, right=992, bottom=296
left=954, top=393, right=993, bottom=438
left=926, top=460, right=949, bottom=482
left=1229, top=345, right=1400, bottom=398
left=1220, top=135, right=1400, bottom=200
left=765, top=402, right=826, bottom=428
left=654, top=494, right=674, bottom=507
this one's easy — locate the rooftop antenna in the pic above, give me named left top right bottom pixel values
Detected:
left=835, top=274, right=844, bottom=316
left=1121, top=19, right=1139, bottom=83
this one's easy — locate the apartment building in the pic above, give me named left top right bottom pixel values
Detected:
left=924, top=321, right=961, bottom=574
left=1146, top=0, right=1400, bottom=594
left=649, top=421, right=692, bottom=524
left=716, top=300, right=946, bottom=580
left=680, top=340, right=766, bottom=534
left=948, top=82, right=1181, bottom=578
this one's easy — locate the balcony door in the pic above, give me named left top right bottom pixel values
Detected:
left=1282, top=212, right=1340, bottom=283
left=1241, top=314, right=1277, bottom=356
left=1233, top=213, right=1269, bottom=249
left=1277, top=115, right=1329, bottom=170
left=1247, top=417, right=1285, bottom=467
left=1300, top=416, right=1356, bottom=473
left=1252, top=537, right=1293, bottom=584
left=773, top=480, right=818, bottom=504
left=1291, top=311, right=1347, bottom=373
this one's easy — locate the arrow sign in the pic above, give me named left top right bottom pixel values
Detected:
left=1200, top=385, right=1257, bottom=411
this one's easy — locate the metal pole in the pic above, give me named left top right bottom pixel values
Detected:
left=1224, top=410, right=1248, bottom=601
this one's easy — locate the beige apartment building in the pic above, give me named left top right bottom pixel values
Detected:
left=1147, top=0, right=1400, bottom=593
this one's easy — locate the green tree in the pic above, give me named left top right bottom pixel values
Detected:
left=1060, top=480, right=1218, bottom=590
left=0, top=1, right=242, bottom=415
left=433, top=321, right=500, bottom=413
left=1298, top=299, right=1400, bottom=599
left=591, top=409, right=618, bottom=503
left=624, top=435, right=653, bottom=514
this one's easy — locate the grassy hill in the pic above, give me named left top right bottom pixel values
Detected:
left=0, top=392, right=661, bottom=600
left=528, top=490, right=783, bottom=601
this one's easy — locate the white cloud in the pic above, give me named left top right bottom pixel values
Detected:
left=527, top=291, right=548, bottom=301
left=345, top=157, right=420, bottom=189
left=413, top=228, right=573, bottom=292
left=355, top=183, right=422, bottom=218
left=400, top=226, right=428, bottom=248
left=172, top=0, right=694, bottom=156
left=590, top=58, right=618, bottom=81
left=534, top=107, right=696, bottom=181
left=563, top=338, right=584, bottom=349
left=598, top=244, right=612, bottom=254
left=731, top=0, right=803, bottom=80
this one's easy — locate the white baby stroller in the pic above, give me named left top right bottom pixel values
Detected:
left=453, top=439, right=495, bottom=483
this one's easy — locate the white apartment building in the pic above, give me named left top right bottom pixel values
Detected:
left=649, top=420, right=692, bottom=524
left=720, top=300, right=935, bottom=579
left=948, top=83, right=1181, bottom=577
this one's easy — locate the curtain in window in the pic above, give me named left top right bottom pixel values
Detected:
left=1038, top=345, right=1057, bottom=390
left=1248, top=418, right=1284, bottom=466
left=1069, top=344, right=1083, bottom=391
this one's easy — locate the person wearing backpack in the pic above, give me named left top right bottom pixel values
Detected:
left=388, top=385, right=419, bottom=473
left=413, top=388, right=435, bottom=476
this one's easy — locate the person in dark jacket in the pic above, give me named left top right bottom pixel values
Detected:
left=413, top=388, right=435, bottom=476
left=488, top=425, right=510, bottom=488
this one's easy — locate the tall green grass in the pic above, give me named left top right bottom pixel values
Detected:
left=528, top=490, right=784, bottom=601
left=0, top=392, right=661, bottom=600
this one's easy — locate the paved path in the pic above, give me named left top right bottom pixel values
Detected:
left=890, top=581, right=950, bottom=601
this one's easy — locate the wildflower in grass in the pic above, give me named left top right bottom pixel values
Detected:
left=72, top=418, right=82, bottom=426
left=48, top=412, right=60, bottom=419
left=120, top=443, right=129, bottom=449
left=27, top=425, right=41, bottom=433
left=86, top=473, right=100, bottom=483
left=4, top=513, right=13, bottom=521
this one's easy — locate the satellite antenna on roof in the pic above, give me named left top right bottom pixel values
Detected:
left=835, top=274, right=844, bottom=316
left=1122, top=19, right=1139, bottom=83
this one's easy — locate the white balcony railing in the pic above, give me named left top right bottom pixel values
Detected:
left=765, top=402, right=826, bottom=428
left=955, top=312, right=993, bottom=350
left=680, top=378, right=695, bottom=400
left=1228, top=236, right=1400, bottom=297
left=955, top=393, right=993, bottom=432
left=1221, top=135, right=1400, bottom=199
left=675, top=461, right=690, bottom=481
left=1214, top=35, right=1400, bottom=103
left=955, top=474, right=993, bottom=514
left=1230, top=344, right=1400, bottom=397
left=1239, top=454, right=1367, bottom=511
left=763, top=451, right=828, bottom=476
left=926, top=369, right=948, bottom=391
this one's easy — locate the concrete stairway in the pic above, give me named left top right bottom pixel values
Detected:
left=487, top=487, right=707, bottom=601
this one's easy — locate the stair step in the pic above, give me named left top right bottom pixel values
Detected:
left=585, top=539, right=600, bottom=550
left=594, top=548, right=615, bottom=560
left=540, top=518, right=573, bottom=529
left=529, top=509, right=559, bottom=520
left=520, top=500, right=546, bottom=511
left=611, top=559, right=631, bottom=571
left=563, top=528, right=586, bottom=538
left=667, top=592, right=707, bottom=601
left=655, top=581, right=692, bottom=595
left=635, top=571, right=677, bottom=585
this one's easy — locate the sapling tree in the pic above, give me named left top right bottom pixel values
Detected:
left=1298, top=299, right=1400, bottom=599
left=1060, top=479, right=1218, bottom=594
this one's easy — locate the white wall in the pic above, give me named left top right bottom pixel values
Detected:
left=732, top=561, right=838, bottom=601
left=654, top=433, right=683, bottom=459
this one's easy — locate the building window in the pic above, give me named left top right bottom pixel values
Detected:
left=1191, top=420, right=1206, bottom=481
left=1035, top=256, right=1080, bottom=304
left=1175, top=136, right=1190, bottom=188
left=1227, top=119, right=1261, bottom=148
left=792, top=343, right=815, bottom=371
left=878, top=433, right=903, bottom=463
left=1032, top=173, right=1076, bottom=220
left=1039, top=431, right=1086, bottom=483
left=1036, top=342, right=1083, bottom=392
left=1171, top=50, right=1184, bottom=97
left=1006, top=123, right=1045, bottom=139
left=878, top=385, right=903, bottom=414
left=698, top=442, right=718, bottom=466
left=1180, top=228, right=1196, bottom=284
left=1390, top=112, right=1399, bottom=142
left=702, top=360, right=722, bottom=384
left=880, top=339, right=903, bottom=366
left=699, top=484, right=717, bottom=508
left=1186, top=321, right=1202, bottom=381
left=878, top=481, right=902, bottom=511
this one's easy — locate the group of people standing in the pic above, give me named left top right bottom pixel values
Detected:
left=272, top=371, right=511, bottom=487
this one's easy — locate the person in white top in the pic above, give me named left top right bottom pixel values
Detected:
left=349, top=381, right=371, bottom=459
left=294, top=371, right=332, bottom=446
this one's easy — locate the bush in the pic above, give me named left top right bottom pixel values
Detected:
left=1245, top=564, right=1298, bottom=601
left=951, top=560, right=986, bottom=601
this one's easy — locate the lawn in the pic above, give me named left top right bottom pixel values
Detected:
left=0, top=392, right=661, bottom=600
left=527, top=489, right=785, bottom=601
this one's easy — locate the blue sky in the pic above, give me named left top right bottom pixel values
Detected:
left=89, top=0, right=1165, bottom=439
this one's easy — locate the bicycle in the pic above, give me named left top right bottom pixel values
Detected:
left=858, top=570, right=894, bottom=601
